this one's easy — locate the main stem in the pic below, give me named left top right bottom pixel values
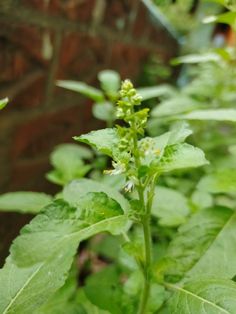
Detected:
left=138, top=214, right=152, bottom=314
left=131, top=116, right=154, bottom=314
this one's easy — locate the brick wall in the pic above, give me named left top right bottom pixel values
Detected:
left=0, top=0, right=179, bottom=193
left=0, top=0, right=179, bottom=265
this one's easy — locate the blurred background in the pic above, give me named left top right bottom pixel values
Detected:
left=0, top=0, right=234, bottom=264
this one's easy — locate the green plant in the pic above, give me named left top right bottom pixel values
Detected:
left=57, top=69, right=173, bottom=130
left=2, top=80, right=236, bottom=314
left=0, top=97, right=8, bottom=110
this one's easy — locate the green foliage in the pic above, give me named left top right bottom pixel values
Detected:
left=84, top=266, right=132, bottom=314
left=0, top=97, right=8, bottom=110
left=57, top=81, right=104, bottom=102
left=46, top=144, right=92, bottom=186
left=35, top=266, right=79, bottom=314
left=180, top=109, right=236, bottom=122
left=198, top=170, right=236, bottom=195
left=167, top=278, right=236, bottom=313
left=0, top=199, right=127, bottom=314
left=63, top=178, right=130, bottom=213
left=75, top=129, right=119, bottom=158
left=1, top=40, right=236, bottom=313
left=152, top=186, right=190, bottom=226
left=164, top=206, right=233, bottom=280
left=98, top=70, right=121, bottom=98
left=0, top=192, right=52, bottom=213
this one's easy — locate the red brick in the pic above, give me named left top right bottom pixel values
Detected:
left=53, top=0, right=96, bottom=22
left=11, top=76, right=45, bottom=110
left=11, top=25, right=46, bottom=64
left=103, top=0, right=135, bottom=31
left=10, top=104, right=98, bottom=161
left=0, top=42, right=30, bottom=83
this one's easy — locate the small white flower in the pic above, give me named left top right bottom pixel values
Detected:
left=124, top=180, right=134, bottom=192
left=104, top=161, right=126, bottom=176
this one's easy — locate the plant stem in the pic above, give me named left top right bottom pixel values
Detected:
left=138, top=214, right=152, bottom=314
left=129, top=105, right=155, bottom=313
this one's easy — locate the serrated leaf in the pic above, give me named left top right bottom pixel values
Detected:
left=98, top=70, right=120, bottom=94
left=165, top=207, right=236, bottom=281
left=198, top=170, right=236, bottom=195
left=159, top=143, right=209, bottom=173
left=152, top=187, right=190, bottom=226
left=0, top=192, right=52, bottom=214
left=167, top=278, right=236, bottom=314
left=180, top=109, right=236, bottom=122
left=63, top=178, right=130, bottom=213
left=92, top=102, right=115, bottom=122
left=56, top=80, right=104, bottom=102
left=74, top=128, right=119, bottom=157
left=78, top=192, right=124, bottom=224
left=0, top=98, right=8, bottom=110
left=0, top=200, right=127, bottom=314
left=137, top=85, right=175, bottom=101
left=139, top=132, right=171, bottom=166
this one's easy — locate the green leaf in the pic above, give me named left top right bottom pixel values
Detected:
left=35, top=265, right=79, bottom=314
left=198, top=170, right=236, bottom=195
left=137, top=85, right=175, bottom=101
left=56, top=80, right=104, bottom=102
left=98, top=70, right=120, bottom=94
left=205, top=0, right=230, bottom=6
left=159, top=143, right=209, bottom=173
left=0, top=200, right=128, bottom=314
left=84, top=266, right=134, bottom=314
left=101, top=173, right=126, bottom=191
left=171, top=52, right=221, bottom=65
left=180, top=109, right=236, bottom=122
left=186, top=212, right=236, bottom=281
left=124, top=271, right=166, bottom=312
left=77, top=192, right=124, bottom=224
left=46, top=144, right=92, bottom=186
left=77, top=289, right=109, bottom=314
left=74, top=128, right=119, bottom=157
left=148, top=284, right=166, bottom=313
left=168, top=122, right=193, bottom=145
left=63, top=178, right=130, bottom=213
left=0, top=98, right=8, bottom=110
left=152, top=187, right=190, bottom=226
left=0, top=192, right=52, bottom=214
left=203, top=11, right=236, bottom=27
left=167, top=278, right=236, bottom=314
left=165, top=206, right=236, bottom=281
left=92, top=102, right=116, bottom=122
left=191, top=190, right=213, bottom=210
left=151, top=96, right=200, bottom=118
left=139, top=132, right=171, bottom=166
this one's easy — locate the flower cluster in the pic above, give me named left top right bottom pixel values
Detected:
left=116, top=79, right=149, bottom=148
left=105, top=80, right=151, bottom=191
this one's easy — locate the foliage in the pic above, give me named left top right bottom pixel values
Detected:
left=1, top=3, right=236, bottom=312
left=0, top=97, right=8, bottom=110
left=2, top=77, right=236, bottom=314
